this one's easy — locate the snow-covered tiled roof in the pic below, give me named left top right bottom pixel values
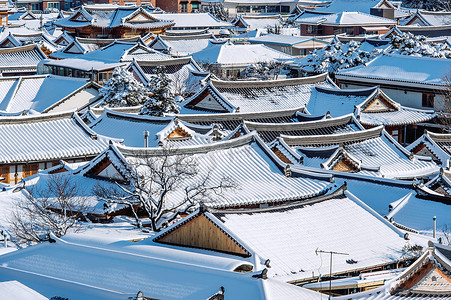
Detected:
left=102, top=133, right=333, bottom=208
left=191, top=42, right=294, bottom=67
left=41, top=58, right=126, bottom=72
left=0, top=111, right=112, bottom=164
left=89, top=109, right=213, bottom=147
left=248, top=34, right=317, bottom=46
left=307, top=86, right=376, bottom=117
left=336, top=54, right=451, bottom=90
left=183, top=73, right=336, bottom=113
left=414, top=10, right=451, bottom=27
left=407, top=131, right=451, bottom=168
left=359, top=106, right=435, bottom=127
left=0, top=236, right=325, bottom=299
left=187, top=187, right=410, bottom=282
left=0, top=75, right=94, bottom=114
left=232, top=15, right=282, bottom=31
left=0, top=281, right=47, bottom=300
left=245, top=114, right=363, bottom=142
left=178, top=107, right=307, bottom=131
left=296, top=11, right=395, bottom=26
left=148, top=34, right=220, bottom=57
left=151, top=12, right=232, bottom=29
left=335, top=243, right=451, bottom=299
left=0, top=44, right=47, bottom=73
left=54, top=5, right=174, bottom=30
left=317, top=0, right=384, bottom=14
left=284, top=127, right=439, bottom=179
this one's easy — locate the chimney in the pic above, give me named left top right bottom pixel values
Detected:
left=433, top=216, right=437, bottom=239
left=143, top=130, right=149, bottom=147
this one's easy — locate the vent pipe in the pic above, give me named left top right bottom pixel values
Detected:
left=433, top=216, right=436, bottom=239
left=143, top=130, right=149, bottom=148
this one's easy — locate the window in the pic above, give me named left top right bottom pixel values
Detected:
left=180, top=2, right=188, bottom=12
left=306, top=25, right=323, bottom=35
left=191, top=2, right=200, bottom=11
left=252, top=6, right=266, bottom=13
left=237, top=6, right=250, bottom=13
left=281, top=46, right=289, bottom=54
left=422, top=93, right=434, bottom=108
left=47, top=2, right=60, bottom=9
left=391, top=129, right=399, bottom=141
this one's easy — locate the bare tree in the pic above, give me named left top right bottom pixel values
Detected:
left=10, top=175, right=92, bottom=244
left=437, top=73, right=451, bottom=131
left=94, top=148, right=236, bottom=231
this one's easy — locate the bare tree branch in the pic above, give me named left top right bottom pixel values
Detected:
left=94, top=146, right=237, bottom=231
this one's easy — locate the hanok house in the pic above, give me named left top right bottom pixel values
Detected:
left=414, top=168, right=451, bottom=202
left=0, top=75, right=101, bottom=114
left=0, top=111, right=112, bottom=184
left=279, top=126, right=439, bottom=180
left=77, top=132, right=333, bottom=209
left=349, top=87, right=435, bottom=144
left=407, top=131, right=451, bottom=168
left=0, top=227, right=327, bottom=300
left=152, top=185, right=418, bottom=290
left=404, top=9, right=451, bottom=27
left=128, top=57, right=209, bottom=95
left=53, top=5, right=174, bottom=39
left=296, top=11, right=395, bottom=36
left=0, top=32, right=60, bottom=55
left=181, top=73, right=336, bottom=114
left=49, top=36, right=144, bottom=59
left=336, top=54, right=451, bottom=112
left=151, top=12, right=232, bottom=34
left=231, top=15, right=283, bottom=33
left=336, top=242, right=451, bottom=299
left=38, top=58, right=126, bottom=84
left=191, top=41, right=293, bottom=79
left=0, top=44, right=47, bottom=76
left=148, top=33, right=219, bottom=57
left=88, top=109, right=215, bottom=147
left=248, top=34, right=329, bottom=57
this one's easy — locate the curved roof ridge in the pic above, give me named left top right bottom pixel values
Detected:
left=211, top=73, right=329, bottom=89
left=426, top=130, right=451, bottom=143
left=315, top=85, right=377, bottom=96
left=90, top=108, right=173, bottom=129
left=208, top=184, right=346, bottom=215
left=135, top=56, right=192, bottom=66
left=178, top=107, right=303, bottom=123
left=281, top=126, right=384, bottom=146
left=116, top=131, right=259, bottom=157
left=244, top=114, right=355, bottom=131
left=0, top=110, right=75, bottom=125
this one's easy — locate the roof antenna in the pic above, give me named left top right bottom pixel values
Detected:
left=315, top=248, right=349, bottom=300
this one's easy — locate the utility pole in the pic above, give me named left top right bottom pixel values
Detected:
left=316, top=249, right=349, bottom=299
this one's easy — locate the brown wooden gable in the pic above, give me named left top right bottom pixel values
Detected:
left=154, top=214, right=251, bottom=257
left=411, top=142, right=441, bottom=164
left=128, top=12, right=154, bottom=23
left=363, top=94, right=396, bottom=113
left=332, top=156, right=359, bottom=173
left=0, top=40, right=14, bottom=48
left=394, top=262, right=451, bottom=295
left=70, top=11, right=90, bottom=22
left=234, top=18, right=247, bottom=28
left=186, top=88, right=229, bottom=112
left=406, top=15, right=428, bottom=26
left=85, top=155, right=126, bottom=182
left=271, top=146, right=293, bottom=164
left=167, top=127, right=192, bottom=140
